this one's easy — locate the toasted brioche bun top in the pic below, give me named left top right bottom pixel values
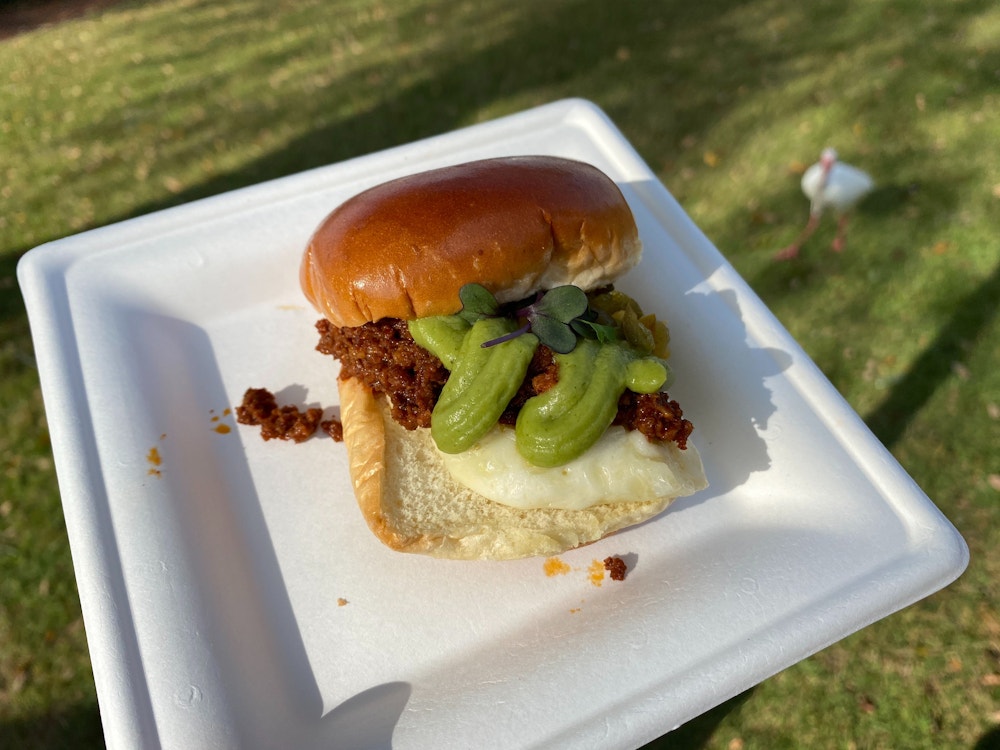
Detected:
left=300, top=156, right=642, bottom=327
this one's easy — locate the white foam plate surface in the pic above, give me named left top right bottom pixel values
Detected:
left=18, top=99, right=968, bottom=749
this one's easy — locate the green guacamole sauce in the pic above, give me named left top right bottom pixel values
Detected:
left=408, top=315, right=669, bottom=467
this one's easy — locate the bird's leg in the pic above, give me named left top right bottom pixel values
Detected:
left=831, top=214, right=851, bottom=252
left=775, top=213, right=820, bottom=261
left=774, top=244, right=801, bottom=261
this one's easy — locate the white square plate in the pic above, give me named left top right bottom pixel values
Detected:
left=18, top=99, right=968, bottom=749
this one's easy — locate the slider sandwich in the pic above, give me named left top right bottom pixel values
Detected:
left=300, top=156, right=707, bottom=560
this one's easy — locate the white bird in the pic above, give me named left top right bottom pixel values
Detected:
left=775, top=147, right=874, bottom=260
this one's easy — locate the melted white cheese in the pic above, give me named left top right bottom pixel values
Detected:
left=438, top=424, right=706, bottom=510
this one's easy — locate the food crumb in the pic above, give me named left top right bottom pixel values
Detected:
left=603, top=556, right=628, bottom=581
left=543, top=557, right=572, bottom=577
left=337, top=598, right=348, bottom=607
left=146, top=445, right=163, bottom=478
left=236, top=387, right=324, bottom=443
left=209, top=407, right=235, bottom=434
left=588, top=559, right=606, bottom=587
left=321, top=417, right=344, bottom=442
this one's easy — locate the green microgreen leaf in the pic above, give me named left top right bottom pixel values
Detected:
left=529, top=314, right=578, bottom=353
left=458, top=283, right=500, bottom=324
left=571, top=318, right=620, bottom=344
left=531, top=285, right=589, bottom=323
left=465, top=282, right=615, bottom=353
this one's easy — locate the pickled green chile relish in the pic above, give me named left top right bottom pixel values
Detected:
left=408, top=284, right=681, bottom=467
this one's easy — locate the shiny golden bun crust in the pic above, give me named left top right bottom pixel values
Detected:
left=301, top=156, right=642, bottom=327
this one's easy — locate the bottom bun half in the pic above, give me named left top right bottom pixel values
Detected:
left=338, top=377, right=706, bottom=560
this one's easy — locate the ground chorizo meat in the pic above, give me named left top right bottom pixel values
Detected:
left=613, top=390, right=693, bottom=450
left=316, top=318, right=448, bottom=430
left=321, top=417, right=344, bottom=442
left=236, top=387, right=325, bottom=443
left=316, top=318, right=693, bottom=449
left=499, top=345, right=558, bottom=426
left=603, top=556, right=628, bottom=581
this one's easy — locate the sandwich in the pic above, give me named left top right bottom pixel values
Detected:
left=300, top=155, right=707, bottom=560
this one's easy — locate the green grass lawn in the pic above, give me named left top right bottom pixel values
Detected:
left=2, top=0, right=998, bottom=747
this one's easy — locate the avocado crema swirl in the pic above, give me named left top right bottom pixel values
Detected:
left=407, top=288, right=673, bottom=468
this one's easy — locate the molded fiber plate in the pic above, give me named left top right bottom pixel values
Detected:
left=18, top=99, right=967, bottom=749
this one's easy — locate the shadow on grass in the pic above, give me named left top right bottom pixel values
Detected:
left=0, top=702, right=105, bottom=750
left=857, top=182, right=922, bottom=220
left=641, top=689, right=755, bottom=749
left=0, top=0, right=125, bottom=40
left=975, top=725, right=1000, bottom=750
left=864, top=262, right=1000, bottom=450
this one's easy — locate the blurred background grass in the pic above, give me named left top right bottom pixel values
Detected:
left=1, top=0, right=998, bottom=747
